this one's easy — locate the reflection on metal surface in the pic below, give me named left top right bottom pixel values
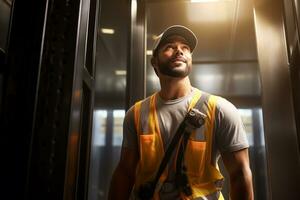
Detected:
left=115, top=70, right=127, bottom=75
left=89, top=0, right=128, bottom=198
left=92, top=110, right=107, bottom=146
left=146, top=50, right=153, bottom=55
left=89, top=109, right=125, bottom=200
left=128, top=0, right=146, bottom=107
left=254, top=0, right=300, bottom=198
left=283, top=0, right=300, bottom=156
left=101, top=28, right=115, bottom=34
left=238, top=109, right=254, bottom=145
left=65, top=133, right=80, bottom=197
left=131, top=0, right=137, bottom=18
left=94, top=0, right=128, bottom=108
left=238, top=108, right=268, bottom=200
left=91, top=110, right=125, bottom=147
left=194, top=73, right=224, bottom=94
left=113, top=110, right=125, bottom=146
left=146, top=62, right=261, bottom=97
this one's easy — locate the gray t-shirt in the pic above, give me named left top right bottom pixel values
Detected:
left=123, top=88, right=249, bottom=198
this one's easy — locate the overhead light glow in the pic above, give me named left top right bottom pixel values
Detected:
left=191, top=0, right=219, bottom=2
left=187, top=0, right=233, bottom=22
left=101, top=28, right=115, bottom=34
left=146, top=50, right=153, bottom=56
left=115, top=70, right=126, bottom=76
left=191, top=0, right=232, bottom=3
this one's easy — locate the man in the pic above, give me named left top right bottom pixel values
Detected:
left=109, top=25, right=253, bottom=200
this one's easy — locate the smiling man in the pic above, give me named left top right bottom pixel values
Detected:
left=109, top=25, right=254, bottom=200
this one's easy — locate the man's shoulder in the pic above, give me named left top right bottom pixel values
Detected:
left=208, top=93, right=241, bottom=124
left=195, top=89, right=222, bottom=103
left=194, top=88, right=237, bottom=112
left=198, top=90, right=234, bottom=109
left=214, top=95, right=237, bottom=112
left=137, top=94, right=153, bottom=104
left=127, top=95, right=154, bottom=114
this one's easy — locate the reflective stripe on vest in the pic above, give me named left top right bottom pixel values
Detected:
left=133, top=89, right=224, bottom=200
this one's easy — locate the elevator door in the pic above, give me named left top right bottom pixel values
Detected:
left=253, top=0, right=300, bottom=199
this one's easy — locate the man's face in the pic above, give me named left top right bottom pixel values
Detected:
left=153, top=35, right=192, bottom=78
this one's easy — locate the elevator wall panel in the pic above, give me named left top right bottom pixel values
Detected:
left=253, top=0, right=300, bottom=198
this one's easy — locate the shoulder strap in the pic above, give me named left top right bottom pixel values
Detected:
left=145, top=92, right=209, bottom=197
left=175, top=93, right=210, bottom=196
left=175, top=92, right=210, bottom=173
left=193, top=91, right=209, bottom=112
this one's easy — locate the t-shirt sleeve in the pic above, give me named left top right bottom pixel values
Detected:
left=122, top=106, right=138, bottom=149
left=215, top=97, right=249, bottom=153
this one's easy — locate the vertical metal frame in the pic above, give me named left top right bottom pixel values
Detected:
left=63, top=0, right=90, bottom=195
left=20, top=0, right=98, bottom=199
left=26, top=0, right=83, bottom=199
left=293, top=0, right=300, bottom=47
left=126, top=0, right=146, bottom=110
left=253, top=0, right=300, bottom=198
left=282, top=0, right=300, bottom=154
left=282, top=0, right=300, bottom=65
left=64, top=0, right=98, bottom=198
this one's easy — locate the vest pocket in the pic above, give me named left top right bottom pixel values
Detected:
left=139, top=134, right=158, bottom=174
left=184, top=140, right=206, bottom=177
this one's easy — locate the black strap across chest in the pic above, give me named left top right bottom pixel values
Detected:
left=138, top=92, right=210, bottom=200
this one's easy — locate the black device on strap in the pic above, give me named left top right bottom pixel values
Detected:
left=175, top=93, right=209, bottom=196
left=138, top=92, right=209, bottom=200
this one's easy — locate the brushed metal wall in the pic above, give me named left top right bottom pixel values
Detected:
left=253, top=0, right=300, bottom=198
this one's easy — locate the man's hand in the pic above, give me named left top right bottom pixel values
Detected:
left=108, top=147, right=138, bottom=200
left=221, top=148, right=254, bottom=200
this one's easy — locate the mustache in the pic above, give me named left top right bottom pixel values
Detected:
left=171, top=56, right=187, bottom=63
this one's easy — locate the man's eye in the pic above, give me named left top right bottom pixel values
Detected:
left=182, top=45, right=190, bottom=51
left=165, top=45, right=174, bottom=49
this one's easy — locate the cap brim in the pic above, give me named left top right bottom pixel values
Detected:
left=153, top=25, right=198, bottom=54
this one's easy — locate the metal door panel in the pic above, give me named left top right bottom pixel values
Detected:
left=253, top=0, right=300, bottom=198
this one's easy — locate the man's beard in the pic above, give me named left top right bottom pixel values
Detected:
left=157, top=59, right=191, bottom=78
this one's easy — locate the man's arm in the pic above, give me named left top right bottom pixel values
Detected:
left=108, top=147, right=139, bottom=200
left=221, top=148, right=254, bottom=200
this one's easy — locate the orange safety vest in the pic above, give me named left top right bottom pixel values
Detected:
left=133, top=89, right=224, bottom=200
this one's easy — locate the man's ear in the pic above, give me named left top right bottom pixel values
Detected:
left=151, top=56, right=159, bottom=76
left=151, top=56, right=157, bottom=67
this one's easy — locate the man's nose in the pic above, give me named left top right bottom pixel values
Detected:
left=174, top=46, right=184, bottom=55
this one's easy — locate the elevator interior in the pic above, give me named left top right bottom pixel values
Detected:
left=1, top=0, right=300, bottom=200
left=89, top=0, right=266, bottom=199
